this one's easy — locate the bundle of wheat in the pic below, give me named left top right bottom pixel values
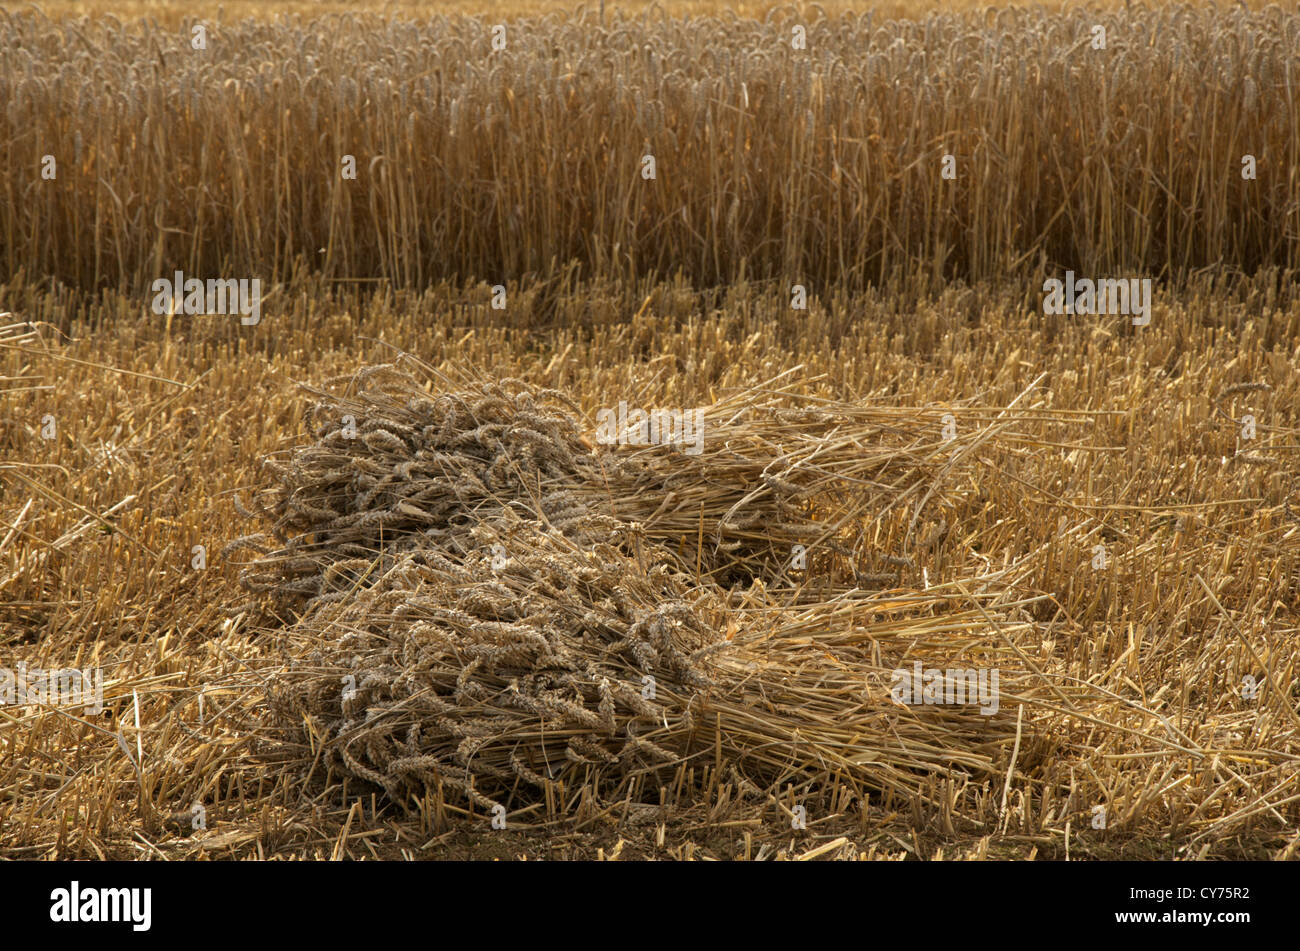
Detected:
left=239, top=359, right=1038, bottom=816
left=263, top=509, right=1033, bottom=814
left=232, top=359, right=1005, bottom=601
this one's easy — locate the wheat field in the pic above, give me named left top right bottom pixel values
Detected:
left=1, top=2, right=1298, bottom=862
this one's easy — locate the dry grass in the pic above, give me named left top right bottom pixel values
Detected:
left=3, top=274, right=1299, bottom=859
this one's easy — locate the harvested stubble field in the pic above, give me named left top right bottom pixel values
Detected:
left=1, top=2, right=1299, bottom=861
